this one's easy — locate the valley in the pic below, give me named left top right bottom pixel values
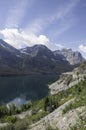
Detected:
left=0, top=39, right=86, bottom=130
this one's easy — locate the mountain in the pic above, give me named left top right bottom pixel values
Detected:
left=53, top=48, right=85, bottom=66
left=20, top=44, right=55, bottom=58
left=20, top=44, right=72, bottom=74
left=0, top=39, right=85, bottom=75
left=0, top=39, right=20, bottom=54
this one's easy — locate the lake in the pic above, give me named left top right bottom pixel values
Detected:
left=0, top=74, right=59, bottom=105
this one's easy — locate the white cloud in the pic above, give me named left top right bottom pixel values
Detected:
left=79, top=44, right=86, bottom=52
left=0, top=28, right=27, bottom=48
left=55, top=44, right=64, bottom=49
left=79, top=44, right=86, bottom=59
left=0, top=28, right=64, bottom=51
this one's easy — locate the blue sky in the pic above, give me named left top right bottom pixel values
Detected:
left=0, top=0, right=86, bottom=58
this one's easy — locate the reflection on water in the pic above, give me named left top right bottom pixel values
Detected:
left=7, top=97, right=29, bottom=107
left=0, top=74, right=59, bottom=105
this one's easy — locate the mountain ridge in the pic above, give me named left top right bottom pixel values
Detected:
left=0, top=39, right=85, bottom=75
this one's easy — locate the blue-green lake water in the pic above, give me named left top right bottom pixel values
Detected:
left=0, top=74, right=59, bottom=105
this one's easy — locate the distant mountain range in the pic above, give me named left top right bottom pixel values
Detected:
left=0, top=39, right=85, bottom=75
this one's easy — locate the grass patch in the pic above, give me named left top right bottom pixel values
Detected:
left=27, top=110, right=47, bottom=124
left=70, top=115, right=86, bottom=130
left=63, top=79, right=86, bottom=114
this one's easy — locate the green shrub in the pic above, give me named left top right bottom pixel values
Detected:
left=46, top=125, right=59, bottom=130
left=62, top=103, right=73, bottom=114
left=14, top=120, right=28, bottom=130
left=5, top=116, right=17, bottom=123
left=0, top=120, right=28, bottom=130
left=28, top=110, right=47, bottom=124
left=0, top=105, right=9, bottom=117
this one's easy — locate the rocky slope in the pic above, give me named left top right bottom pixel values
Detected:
left=49, top=61, right=86, bottom=95
left=29, top=99, right=85, bottom=130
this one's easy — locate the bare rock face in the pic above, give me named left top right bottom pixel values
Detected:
left=49, top=71, right=85, bottom=95
left=53, top=48, right=85, bottom=65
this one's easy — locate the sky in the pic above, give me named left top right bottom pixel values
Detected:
left=0, top=0, right=86, bottom=58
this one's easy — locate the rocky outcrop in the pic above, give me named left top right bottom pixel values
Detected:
left=0, top=123, right=8, bottom=128
left=49, top=61, right=86, bottom=95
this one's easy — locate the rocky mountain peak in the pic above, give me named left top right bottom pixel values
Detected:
left=20, top=44, right=55, bottom=58
left=53, top=48, right=85, bottom=65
